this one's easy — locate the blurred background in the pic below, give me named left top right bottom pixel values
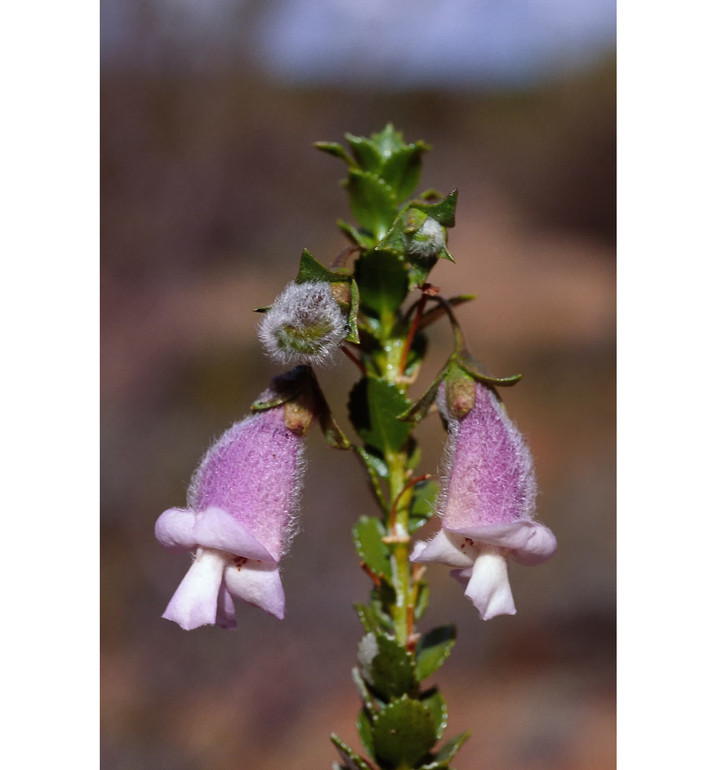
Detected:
left=101, top=1, right=615, bottom=768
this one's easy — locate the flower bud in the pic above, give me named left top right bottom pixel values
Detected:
left=406, top=216, right=446, bottom=260
left=411, top=382, right=556, bottom=620
left=155, top=397, right=306, bottom=629
left=258, top=281, right=346, bottom=366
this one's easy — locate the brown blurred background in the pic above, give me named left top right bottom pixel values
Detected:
left=101, top=2, right=615, bottom=768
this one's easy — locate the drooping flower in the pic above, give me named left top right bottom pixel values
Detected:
left=411, top=381, right=557, bottom=620
left=258, top=280, right=346, bottom=366
left=155, top=398, right=306, bottom=629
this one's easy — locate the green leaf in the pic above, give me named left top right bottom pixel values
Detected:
left=355, top=250, right=408, bottom=318
left=413, top=580, right=429, bottom=621
left=337, top=219, right=376, bottom=250
left=296, top=248, right=350, bottom=284
left=381, top=143, right=428, bottom=201
left=331, top=734, right=373, bottom=770
left=355, top=603, right=393, bottom=635
left=353, top=516, right=391, bottom=579
left=421, top=689, right=448, bottom=741
left=408, top=254, right=439, bottom=289
left=346, top=170, right=397, bottom=238
left=355, top=447, right=388, bottom=511
left=373, top=577, right=396, bottom=612
left=358, top=632, right=417, bottom=700
left=397, top=361, right=451, bottom=424
left=357, top=445, right=389, bottom=479
left=346, top=133, right=383, bottom=172
left=411, top=189, right=458, bottom=228
left=349, top=377, right=412, bottom=454
left=409, top=480, right=439, bottom=533
left=372, top=695, right=437, bottom=767
left=457, top=353, right=523, bottom=387
left=352, top=667, right=378, bottom=718
left=356, top=709, right=375, bottom=759
left=345, top=278, right=361, bottom=344
left=314, top=141, right=356, bottom=166
left=371, top=123, right=413, bottom=158
left=415, top=626, right=457, bottom=681
left=434, top=732, right=470, bottom=763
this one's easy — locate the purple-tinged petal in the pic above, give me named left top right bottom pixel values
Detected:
left=155, top=508, right=197, bottom=552
left=223, top=560, right=285, bottom=620
left=162, top=549, right=226, bottom=630
left=447, top=520, right=557, bottom=566
left=193, top=506, right=278, bottom=563
left=215, top=582, right=237, bottom=630
left=410, top=529, right=475, bottom=569
left=452, top=549, right=516, bottom=620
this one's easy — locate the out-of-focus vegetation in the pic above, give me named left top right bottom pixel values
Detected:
left=102, top=51, right=615, bottom=769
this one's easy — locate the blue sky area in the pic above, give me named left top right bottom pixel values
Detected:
left=102, top=0, right=615, bottom=87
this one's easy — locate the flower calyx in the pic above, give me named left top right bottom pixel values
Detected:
left=251, top=366, right=351, bottom=450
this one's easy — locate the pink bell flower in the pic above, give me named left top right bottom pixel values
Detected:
left=411, top=382, right=556, bottom=620
left=155, top=402, right=305, bottom=629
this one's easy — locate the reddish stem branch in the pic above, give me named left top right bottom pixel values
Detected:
left=399, top=294, right=428, bottom=376
left=341, top=345, right=366, bottom=373
left=388, top=473, right=431, bottom=532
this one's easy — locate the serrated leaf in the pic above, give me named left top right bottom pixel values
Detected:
left=371, top=123, right=414, bottom=158
left=345, top=278, right=361, bottom=344
left=296, top=248, right=350, bottom=284
left=346, top=133, right=383, bottom=172
left=411, top=189, right=458, bottom=228
left=372, top=695, right=437, bottom=767
left=314, top=141, right=356, bottom=166
left=355, top=603, right=392, bottom=635
left=358, top=632, right=417, bottom=700
left=415, top=626, right=456, bottom=681
left=352, top=667, right=378, bottom=718
left=434, top=732, right=470, bottom=763
left=353, top=516, right=391, bottom=579
left=346, top=170, right=397, bottom=238
left=409, top=480, right=438, bottom=533
left=421, top=690, right=448, bottom=741
left=355, top=446, right=388, bottom=512
left=356, top=708, right=376, bottom=758
left=331, top=734, right=373, bottom=770
left=381, top=143, right=428, bottom=201
left=357, top=445, right=389, bottom=479
left=349, top=377, right=412, bottom=453
left=354, top=249, right=409, bottom=318
left=337, top=219, right=376, bottom=249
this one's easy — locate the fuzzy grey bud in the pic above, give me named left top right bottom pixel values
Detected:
left=258, top=281, right=346, bottom=366
left=406, top=217, right=446, bottom=259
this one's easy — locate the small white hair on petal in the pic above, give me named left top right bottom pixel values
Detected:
left=258, top=281, right=346, bottom=366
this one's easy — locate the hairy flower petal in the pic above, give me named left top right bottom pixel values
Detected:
left=155, top=508, right=197, bottom=552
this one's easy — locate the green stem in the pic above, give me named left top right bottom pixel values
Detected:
left=381, top=325, right=415, bottom=648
